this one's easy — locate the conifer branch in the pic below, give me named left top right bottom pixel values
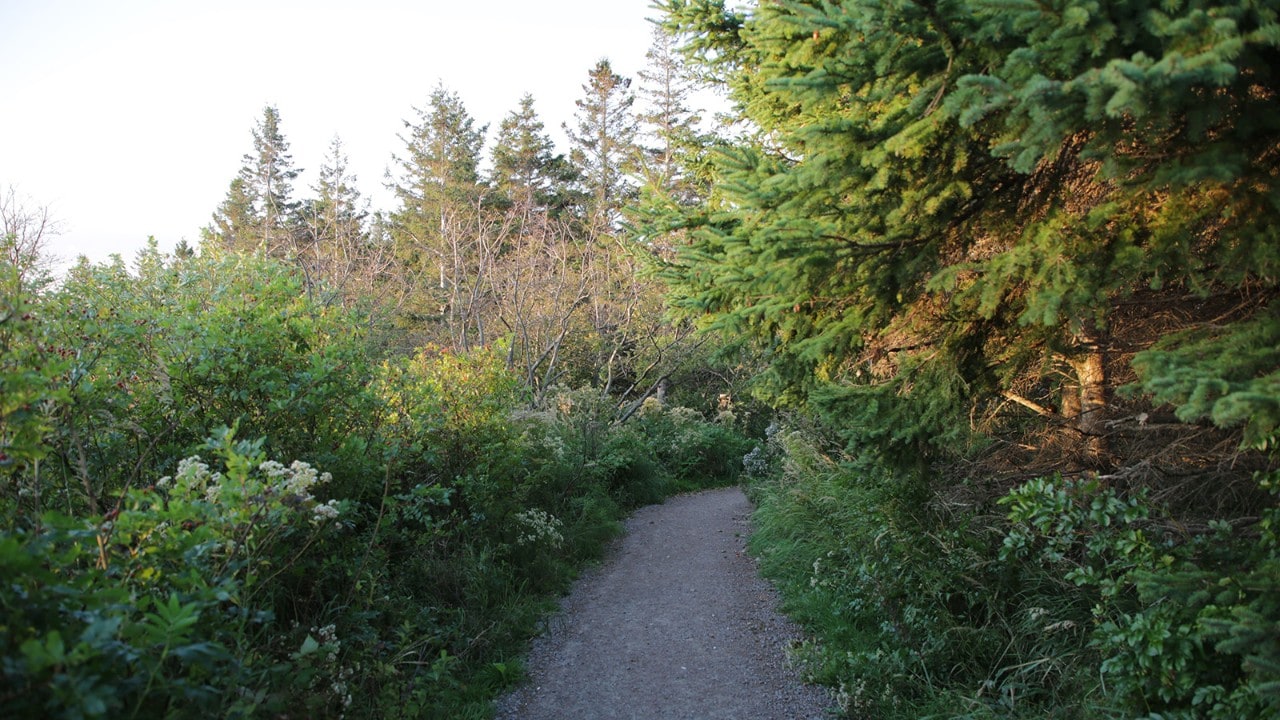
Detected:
left=821, top=234, right=927, bottom=254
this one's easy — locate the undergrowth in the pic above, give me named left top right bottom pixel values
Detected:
left=0, top=245, right=755, bottom=719
left=744, top=423, right=1280, bottom=719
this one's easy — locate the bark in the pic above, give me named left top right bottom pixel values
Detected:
left=1068, top=324, right=1109, bottom=466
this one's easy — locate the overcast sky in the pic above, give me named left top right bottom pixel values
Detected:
left=0, top=0, right=667, bottom=269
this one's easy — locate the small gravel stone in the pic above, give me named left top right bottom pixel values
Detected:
left=494, top=486, right=833, bottom=720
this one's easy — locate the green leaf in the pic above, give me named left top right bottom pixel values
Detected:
left=298, top=634, right=320, bottom=657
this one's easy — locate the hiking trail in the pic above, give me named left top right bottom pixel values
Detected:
left=495, top=486, right=833, bottom=719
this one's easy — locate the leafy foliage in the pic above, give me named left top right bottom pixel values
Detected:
left=1002, top=473, right=1280, bottom=718
left=1, top=240, right=755, bottom=718
left=2, top=430, right=347, bottom=719
left=0, top=236, right=65, bottom=478
left=654, top=0, right=1280, bottom=717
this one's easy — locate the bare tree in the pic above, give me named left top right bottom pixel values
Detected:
left=1, top=186, right=60, bottom=290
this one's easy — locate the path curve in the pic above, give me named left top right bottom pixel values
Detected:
left=495, top=486, right=832, bottom=720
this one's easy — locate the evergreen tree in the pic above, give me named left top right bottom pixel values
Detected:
left=635, top=24, right=705, bottom=206
left=297, top=136, right=376, bottom=303
left=657, top=0, right=1280, bottom=461
left=204, top=176, right=257, bottom=250
left=246, top=105, right=301, bottom=253
left=565, top=59, right=639, bottom=231
left=490, top=94, right=578, bottom=217
left=304, top=136, right=368, bottom=254
left=205, top=106, right=302, bottom=254
left=389, top=85, right=493, bottom=347
left=656, top=5, right=1280, bottom=713
left=390, top=85, right=488, bottom=265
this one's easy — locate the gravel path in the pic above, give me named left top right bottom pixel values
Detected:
left=494, top=486, right=833, bottom=720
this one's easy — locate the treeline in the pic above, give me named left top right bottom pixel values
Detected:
left=0, top=27, right=764, bottom=719
left=197, top=26, right=719, bottom=405
left=652, top=0, right=1280, bottom=718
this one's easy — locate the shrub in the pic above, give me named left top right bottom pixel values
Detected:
left=1002, top=473, right=1280, bottom=719
left=632, top=400, right=754, bottom=488
left=3, top=243, right=766, bottom=719
left=0, top=428, right=348, bottom=719
left=745, top=429, right=1011, bottom=718
left=26, top=246, right=379, bottom=519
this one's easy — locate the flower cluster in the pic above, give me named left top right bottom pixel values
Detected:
left=312, top=499, right=341, bottom=523
left=158, top=454, right=339, bottom=524
left=513, top=508, right=564, bottom=548
left=742, top=445, right=769, bottom=476
left=259, top=459, right=333, bottom=503
left=307, top=623, right=353, bottom=715
left=540, top=433, right=567, bottom=461
left=809, top=550, right=838, bottom=589
left=666, top=406, right=703, bottom=425
left=835, top=676, right=871, bottom=714
left=157, top=455, right=223, bottom=498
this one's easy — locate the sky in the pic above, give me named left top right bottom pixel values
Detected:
left=0, top=0, right=668, bottom=270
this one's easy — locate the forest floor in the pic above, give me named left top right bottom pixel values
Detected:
left=493, top=486, right=833, bottom=720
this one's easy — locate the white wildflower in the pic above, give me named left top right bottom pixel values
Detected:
left=315, top=624, right=339, bottom=644
left=312, top=499, right=341, bottom=523
left=666, top=406, right=702, bottom=425
left=514, top=508, right=564, bottom=548
left=259, top=460, right=288, bottom=478
left=541, top=434, right=567, bottom=460
left=743, top=445, right=768, bottom=475
left=176, top=456, right=212, bottom=484
left=283, top=460, right=319, bottom=496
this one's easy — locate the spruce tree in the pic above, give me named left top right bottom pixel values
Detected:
left=305, top=136, right=368, bottom=254
left=204, top=176, right=257, bottom=250
left=205, top=105, right=302, bottom=255
left=297, top=136, right=374, bottom=302
left=491, top=94, right=578, bottom=217
left=635, top=24, right=705, bottom=206
left=657, top=0, right=1280, bottom=461
left=246, top=105, right=301, bottom=253
left=389, top=85, right=492, bottom=346
left=565, top=59, right=639, bottom=231
left=390, top=85, right=488, bottom=265
left=657, top=3, right=1280, bottom=714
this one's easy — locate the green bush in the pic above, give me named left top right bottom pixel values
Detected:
left=21, top=246, right=379, bottom=520
left=750, top=422, right=1280, bottom=719
left=632, top=398, right=754, bottom=489
left=1, top=428, right=349, bottom=719
left=2, top=243, right=762, bottom=719
left=0, top=238, right=65, bottom=482
left=1003, top=473, right=1280, bottom=719
left=745, top=430, right=1007, bottom=718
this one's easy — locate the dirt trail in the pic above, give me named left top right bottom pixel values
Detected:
left=494, top=486, right=832, bottom=720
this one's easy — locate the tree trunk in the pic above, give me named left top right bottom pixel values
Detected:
left=1067, top=325, right=1109, bottom=467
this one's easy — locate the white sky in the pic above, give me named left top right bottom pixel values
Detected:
left=0, top=0, right=666, bottom=268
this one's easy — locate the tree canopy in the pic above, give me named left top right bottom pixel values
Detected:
left=658, top=0, right=1280, bottom=461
